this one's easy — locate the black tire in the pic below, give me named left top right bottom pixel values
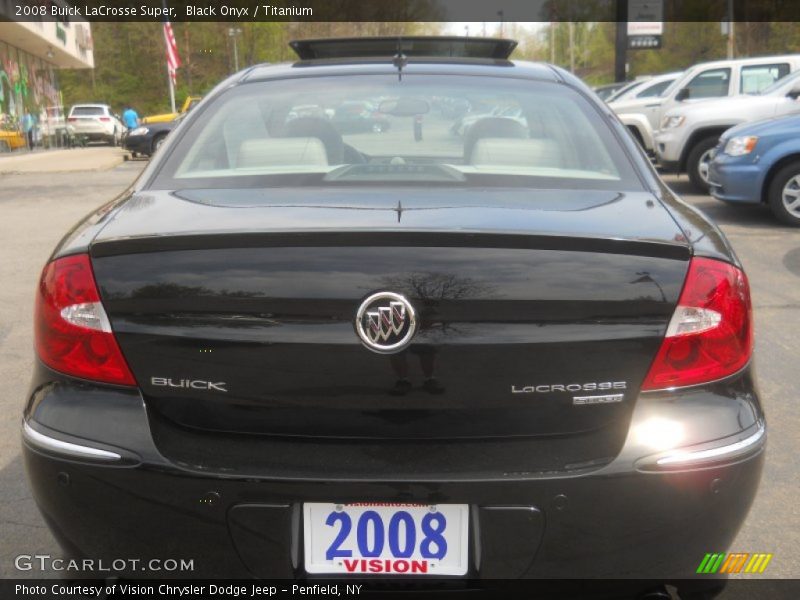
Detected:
left=151, top=134, right=167, bottom=154
left=767, top=160, right=800, bottom=226
left=687, top=137, right=719, bottom=193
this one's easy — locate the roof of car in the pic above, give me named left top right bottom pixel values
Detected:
left=243, top=58, right=561, bottom=84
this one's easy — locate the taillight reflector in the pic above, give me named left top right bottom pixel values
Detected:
left=642, top=257, right=752, bottom=391
left=34, top=254, right=136, bottom=386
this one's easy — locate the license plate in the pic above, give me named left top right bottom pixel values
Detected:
left=303, top=503, right=469, bottom=575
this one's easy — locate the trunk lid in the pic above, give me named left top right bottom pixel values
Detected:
left=91, top=188, right=689, bottom=446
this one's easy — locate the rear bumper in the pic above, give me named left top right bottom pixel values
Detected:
left=22, top=364, right=765, bottom=581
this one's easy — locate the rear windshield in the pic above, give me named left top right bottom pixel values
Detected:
left=152, top=74, right=641, bottom=191
left=70, top=106, right=105, bottom=116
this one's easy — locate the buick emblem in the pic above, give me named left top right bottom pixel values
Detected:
left=355, top=292, right=417, bottom=354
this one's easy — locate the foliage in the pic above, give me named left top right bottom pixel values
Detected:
left=58, top=20, right=800, bottom=115
left=58, top=21, right=442, bottom=117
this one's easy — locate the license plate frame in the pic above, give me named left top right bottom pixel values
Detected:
left=303, top=502, right=469, bottom=576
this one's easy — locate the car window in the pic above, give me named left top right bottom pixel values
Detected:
left=759, top=68, right=800, bottom=95
left=684, top=68, right=731, bottom=99
left=70, top=106, right=105, bottom=116
left=155, top=74, right=641, bottom=192
left=636, top=79, right=674, bottom=98
left=740, top=63, right=791, bottom=94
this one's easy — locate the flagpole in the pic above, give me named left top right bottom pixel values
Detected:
left=166, top=59, right=176, bottom=114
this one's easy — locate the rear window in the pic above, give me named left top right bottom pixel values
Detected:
left=70, top=106, right=105, bottom=116
left=740, top=63, right=791, bottom=94
left=153, top=74, right=641, bottom=191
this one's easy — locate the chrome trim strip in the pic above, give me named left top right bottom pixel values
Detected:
left=22, top=421, right=121, bottom=461
left=656, top=422, right=766, bottom=466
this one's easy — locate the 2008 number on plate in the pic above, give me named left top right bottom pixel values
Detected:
left=303, top=503, right=469, bottom=575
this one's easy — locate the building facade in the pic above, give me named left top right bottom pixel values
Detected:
left=0, top=0, right=93, bottom=135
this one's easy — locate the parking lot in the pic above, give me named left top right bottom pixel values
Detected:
left=0, top=150, right=797, bottom=583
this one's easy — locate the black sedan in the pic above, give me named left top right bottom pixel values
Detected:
left=122, top=115, right=182, bottom=157
left=23, top=37, right=763, bottom=596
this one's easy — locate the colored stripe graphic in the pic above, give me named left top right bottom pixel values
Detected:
left=698, top=553, right=773, bottom=574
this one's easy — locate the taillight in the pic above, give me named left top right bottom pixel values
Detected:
left=642, top=257, right=752, bottom=391
left=34, top=254, right=136, bottom=386
left=67, top=117, right=77, bottom=122
left=99, top=117, right=111, bottom=122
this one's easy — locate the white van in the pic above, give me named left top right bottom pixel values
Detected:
left=613, top=55, right=800, bottom=156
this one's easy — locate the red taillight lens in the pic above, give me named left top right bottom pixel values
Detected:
left=34, top=254, right=136, bottom=386
left=67, top=117, right=77, bottom=122
left=642, top=257, right=752, bottom=391
left=99, top=117, right=111, bottom=122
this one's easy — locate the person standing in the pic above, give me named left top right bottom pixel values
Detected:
left=122, top=106, right=140, bottom=131
left=22, top=111, right=34, bottom=150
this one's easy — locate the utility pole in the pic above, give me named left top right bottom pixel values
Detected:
left=550, top=22, right=556, bottom=64
left=615, top=0, right=628, bottom=82
left=228, top=27, right=242, bottom=72
left=726, top=0, right=736, bottom=59
left=568, top=22, right=575, bottom=73
left=184, top=24, right=192, bottom=93
left=497, top=11, right=504, bottom=37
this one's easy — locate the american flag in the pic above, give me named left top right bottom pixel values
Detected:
left=163, top=21, right=181, bottom=85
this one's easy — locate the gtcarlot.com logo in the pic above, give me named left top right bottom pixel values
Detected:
left=697, top=552, right=773, bottom=574
left=14, top=554, right=194, bottom=572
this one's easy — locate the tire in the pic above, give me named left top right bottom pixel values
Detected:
left=767, top=160, right=800, bottom=226
left=151, top=134, right=167, bottom=154
left=0, top=140, right=9, bottom=153
left=687, top=137, right=719, bottom=193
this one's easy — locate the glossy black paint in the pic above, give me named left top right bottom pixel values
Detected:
left=122, top=119, right=175, bottom=157
left=25, top=55, right=764, bottom=583
left=23, top=361, right=764, bottom=580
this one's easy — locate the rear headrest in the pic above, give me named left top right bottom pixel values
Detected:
left=237, top=137, right=328, bottom=169
left=281, top=117, right=344, bottom=164
left=463, top=117, right=528, bottom=163
left=469, top=138, right=563, bottom=169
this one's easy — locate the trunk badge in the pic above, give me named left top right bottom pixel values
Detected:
left=355, top=292, right=417, bottom=354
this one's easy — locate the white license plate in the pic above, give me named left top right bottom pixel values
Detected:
left=303, top=503, right=469, bottom=575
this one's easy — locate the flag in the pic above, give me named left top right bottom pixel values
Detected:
left=163, top=21, right=181, bottom=85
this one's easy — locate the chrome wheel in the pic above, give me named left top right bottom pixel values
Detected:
left=781, top=175, right=800, bottom=218
left=697, top=148, right=714, bottom=184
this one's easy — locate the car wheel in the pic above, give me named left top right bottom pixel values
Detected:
left=687, top=137, right=718, bottom=193
left=767, top=161, right=800, bottom=227
left=151, top=134, right=167, bottom=154
left=0, top=140, right=9, bottom=153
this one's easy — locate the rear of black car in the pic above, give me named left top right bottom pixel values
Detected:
left=23, top=51, right=764, bottom=591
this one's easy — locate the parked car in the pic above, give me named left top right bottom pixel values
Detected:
left=0, top=121, right=25, bottom=152
left=23, top=37, right=763, bottom=594
left=330, top=100, right=390, bottom=133
left=142, top=96, right=201, bottom=125
left=67, top=104, right=125, bottom=145
left=709, top=113, right=800, bottom=225
left=123, top=114, right=183, bottom=158
left=616, top=55, right=800, bottom=166
left=655, top=69, right=800, bottom=192
left=39, top=106, right=69, bottom=145
left=608, top=71, right=683, bottom=151
left=603, top=76, right=653, bottom=103
left=593, top=81, right=628, bottom=101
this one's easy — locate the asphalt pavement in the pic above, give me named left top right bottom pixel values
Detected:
left=0, top=151, right=796, bottom=590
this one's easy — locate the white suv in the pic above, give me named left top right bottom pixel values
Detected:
left=613, top=55, right=800, bottom=166
left=656, top=69, right=800, bottom=192
left=607, top=72, right=683, bottom=151
left=67, top=104, right=124, bottom=146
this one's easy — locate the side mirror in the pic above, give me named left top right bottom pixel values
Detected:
left=787, top=89, right=800, bottom=100
left=675, top=88, right=690, bottom=102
